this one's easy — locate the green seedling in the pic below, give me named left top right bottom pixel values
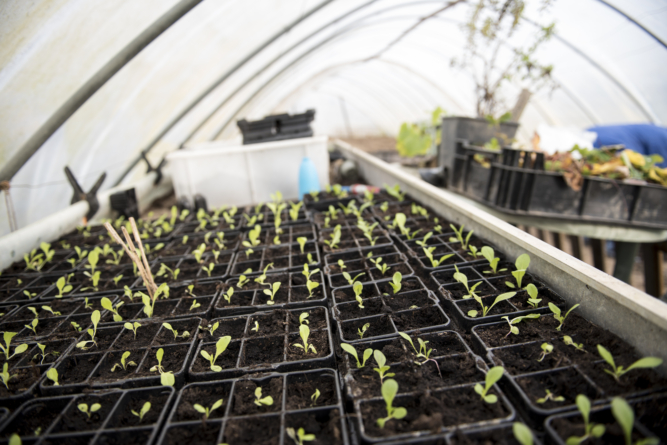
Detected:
left=46, top=368, right=59, bottom=386
left=251, top=321, right=259, bottom=332
left=202, top=321, right=219, bottom=337
left=80, top=270, right=101, bottom=292
left=297, top=237, right=308, bottom=254
left=1, top=363, right=16, bottom=389
left=190, top=299, right=201, bottom=311
left=501, top=314, right=540, bottom=337
left=157, top=263, right=180, bottom=281
left=302, top=264, right=320, bottom=298
left=358, top=323, right=370, bottom=339
left=423, top=246, right=454, bottom=268
left=84, top=297, right=93, bottom=309
left=376, top=379, right=407, bottom=428
left=369, top=257, right=390, bottom=275
left=324, top=225, right=341, bottom=249
left=310, top=388, right=321, bottom=406
left=388, top=272, right=402, bottom=294
left=111, top=351, right=137, bottom=372
left=597, top=344, right=662, bottom=382
left=244, top=213, right=258, bottom=226
left=41, top=306, right=61, bottom=316
left=415, top=232, right=433, bottom=247
left=481, top=246, right=505, bottom=274
left=84, top=248, right=100, bottom=275
left=537, top=389, right=565, bottom=404
left=449, top=224, right=473, bottom=250
left=380, top=201, right=389, bottom=212
left=124, top=322, right=141, bottom=339
left=78, top=403, right=101, bottom=418
left=192, top=243, right=206, bottom=264
left=357, top=219, right=379, bottom=246
left=309, top=191, right=319, bottom=202
left=33, top=343, right=60, bottom=364
left=398, top=332, right=440, bottom=374
left=112, top=274, right=123, bottom=286
left=453, top=266, right=481, bottom=299
left=293, top=325, right=317, bottom=354
left=202, top=263, right=215, bottom=277
left=342, top=271, right=365, bottom=286
left=537, top=343, right=553, bottom=362
left=23, top=290, right=37, bottom=299
left=373, top=350, right=395, bottom=384
left=307, top=253, right=317, bottom=265
left=194, top=398, right=224, bottom=420
left=468, top=245, right=480, bottom=258
left=71, top=321, right=82, bottom=332
left=468, top=292, right=516, bottom=318
left=549, top=302, right=580, bottom=331
left=132, top=402, right=151, bottom=422
left=513, top=422, right=534, bottom=445
left=140, top=283, right=169, bottom=318
left=299, top=313, right=309, bottom=326
left=27, top=307, right=38, bottom=318
left=254, top=387, right=274, bottom=406
left=505, top=254, right=530, bottom=289
left=163, top=322, right=190, bottom=340
left=149, top=348, right=175, bottom=386
left=611, top=397, right=659, bottom=445
left=242, top=225, right=262, bottom=254
left=341, top=343, right=372, bottom=368
left=563, top=336, right=586, bottom=352
left=101, top=297, right=124, bottom=322
left=353, top=282, right=364, bottom=309
left=475, top=366, right=504, bottom=403
left=525, top=284, right=542, bottom=308
left=0, top=335, right=28, bottom=363
left=264, top=281, right=281, bottom=305
left=201, top=336, right=232, bottom=372
left=182, top=235, right=189, bottom=245
left=223, top=287, right=234, bottom=304
left=286, top=427, right=315, bottom=445
left=76, top=310, right=101, bottom=350
left=273, top=235, right=281, bottom=245
left=55, top=276, right=73, bottom=298
left=289, top=201, right=303, bottom=221
left=566, top=395, right=605, bottom=445
left=24, top=319, right=38, bottom=335
left=186, top=284, right=196, bottom=298
left=384, top=184, right=405, bottom=201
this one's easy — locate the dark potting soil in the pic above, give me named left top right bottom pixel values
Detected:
left=634, top=394, right=667, bottom=439
left=57, top=353, right=102, bottom=384
left=231, top=377, right=283, bottom=415
left=53, top=393, right=119, bottom=433
left=136, top=345, right=189, bottom=377
left=0, top=366, right=41, bottom=397
left=491, top=341, right=573, bottom=375
left=0, top=398, right=62, bottom=438
left=97, top=428, right=152, bottom=445
left=93, top=349, right=144, bottom=381
left=70, top=327, right=122, bottom=355
left=284, top=409, right=345, bottom=445
left=222, top=415, right=281, bottom=445
left=113, top=324, right=161, bottom=349
left=442, top=282, right=499, bottom=300
left=335, top=298, right=384, bottom=320
left=108, top=392, right=168, bottom=428
left=247, top=311, right=288, bottom=337
left=332, top=285, right=379, bottom=303
left=516, top=367, right=602, bottom=410
left=341, top=316, right=394, bottom=340
left=447, top=426, right=522, bottom=445
left=384, top=290, right=434, bottom=311
left=290, top=286, right=324, bottom=302
left=456, top=296, right=517, bottom=317
left=360, top=386, right=510, bottom=438
left=489, top=275, right=541, bottom=293
left=164, top=423, right=221, bottom=445
left=577, top=360, right=667, bottom=397
left=550, top=414, right=644, bottom=445
left=376, top=277, right=424, bottom=294
left=285, top=376, right=336, bottom=410
left=175, top=385, right=230, bottom=422
left=286, top=332, right=330, bottom=360
left=199, top=317, right=247, bottom=340
left=392, top=306, right=448, bottom=331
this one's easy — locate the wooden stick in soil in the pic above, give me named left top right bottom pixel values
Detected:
left=103, top=218, right=157, bottom=299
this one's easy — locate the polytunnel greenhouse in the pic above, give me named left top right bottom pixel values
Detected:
left=0, top=0, right=666, bottom=444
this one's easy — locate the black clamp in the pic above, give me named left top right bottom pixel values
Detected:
left=141, top=152, right=167, bottom=185
left=64, top=167, right=106, bottom=220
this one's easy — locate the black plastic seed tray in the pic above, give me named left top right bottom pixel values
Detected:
left=431, top=265, right=564, bottom=331
left=400, top=232, right=497, bottom=272
left=136, top=253, right=233, bottom=287
left=0, top=338, right=75, bottom=408
left=40, top=317, right=201, bottom=395
left=173, top=213, right=245, bottom=234
left=320, top=220, right=395, bottom=255
left=331, top=276, right=451, bottom=343
left=310, top=200, right=374, bottom=229
left=164, top=229, right=243, bottom=255
left=544, top=393, right=666, bottom=445
left=230, top=240, right=321, bottom=276
left=324, top=245, right=414, bottom=289
left=304, top=193, right=359, bottom=212
left=157, top=368, right=348, bottom=445
left=240, top=223, right=316, bottom=249
left=337, top=331, right=515, bottom=444
left=188, top=306, right=335, bottom=381
left=241, top=203, right=311, bottom=230
left=0, top=386, right=174, bottom=445
left=470, top=313, right=667, bottom=427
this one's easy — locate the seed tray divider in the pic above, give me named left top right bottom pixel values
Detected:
left=230, top=240, right=321, bottom=277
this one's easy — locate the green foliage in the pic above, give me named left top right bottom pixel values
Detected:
left=597, top=345, right=662, bottom=382
left=292, top=325, right=317, bottom=354
left=388, top=272, right=402, bottom=294
left=513, top=422, right=534, bottom=445
left=131, top=402, right=151, bottom=422
left=263, top=281, right=281, bottom=305
left=286, top=427, right=315, bottom=445
left=254, top=387, right=274, bottom=406
left=611, top=397, right=659, bottom=445
left=549, top=303, right=579, bottom=331
left=357, top=323, right=370, bottom=339
left=341, top=343, right=372, bottom=368
left=193, top=398, right=224, bottom=420
left=78, top=403, right=101, bottom=418
left=1, top=332, right=28, bottom=361
left=501, top=313, right=540, bottom=337
left=200, top=336, right=232, bottom=372
left=449, top=224, right=473, bottom=250
left=353, top=282, right=364, bottom=309
left=376, top=379, right=407, bottom=428
left=505, top=254, right=530, bottom=289
left=566, top=395, right=605, bottom=445
left=373, top=350, right=395, bottom=384
left=423, top=246, right=454, bottom=268
left=396, top=122, right=431, bottom=158
left=474, top=366, right=503, bottom=403
left=468, top=292, right=516, bottom=318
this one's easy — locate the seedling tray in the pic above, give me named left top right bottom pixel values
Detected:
left=242, top=203, right=311, bottom=229
left=214, top=270, right=326, bottom=317
left=0, top=386, right=174, bottom=445
left=544, top=393, right=666, bottom=445
left=165, top=228, right=242, bottom=255
left=0, top=295, right=117, bottom=342
left=470, top=314, right=667, bottom=426
left=331, top=276, right=451, bottom=343
left=0, top=338, right=75, bottom=408
left=40, top=317, right=201, bottom=394
left=324, top=246, right=414, bottom=289
left=311, top=201, right=373, bottom=229
left=139, top=253, right=234, bottom=286
left=2, top=251, right=76, bottom=278
left=304, top=192, right=358, bottom=212
left=401, top=233, right=496, bottom=272
left=230, top=240, right=320, bottom=276
left=113, top=283, right=218, bottom=321
left=431, top=265, right=564, bottom=331
left=157, top=368, right=348, bottom=445
left=337, top=331, right=515, bottom=443
left=188, top=306, right=335, bottom=381
left=240, top=223, right=317, bottom=249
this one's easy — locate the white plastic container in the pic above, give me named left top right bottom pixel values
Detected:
left=168, top=136, right=329, bottom=207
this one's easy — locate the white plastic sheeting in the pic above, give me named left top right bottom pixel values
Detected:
left=0, top=0, right=665, bottom=237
